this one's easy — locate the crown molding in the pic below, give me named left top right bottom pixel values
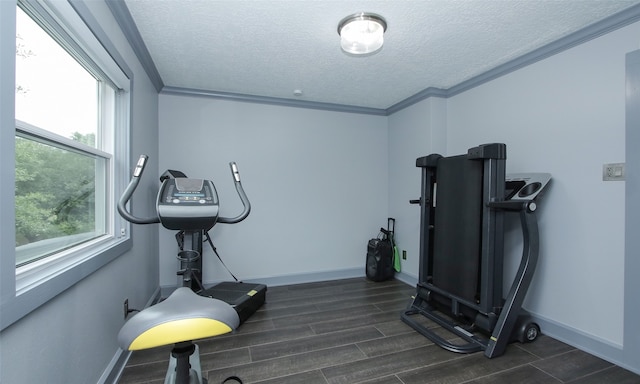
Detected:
left=106, top=0, right=163, bottom=92
left=161, top=86, right=388, bottom=115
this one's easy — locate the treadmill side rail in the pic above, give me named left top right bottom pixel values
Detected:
left=484, top=206, right=539, bottom=358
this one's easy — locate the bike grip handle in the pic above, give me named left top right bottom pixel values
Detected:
left=230, top=162, right=241, bottom=182
left=133, top=154, right=148, bottom=178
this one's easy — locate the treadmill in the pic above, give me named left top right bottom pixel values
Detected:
left=401, top=143, right=551, bottom=358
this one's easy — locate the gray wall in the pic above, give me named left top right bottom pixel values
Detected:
left=387, top=97, right=447, bottom=278
left=446, top=21, right=634, bottom=347
left=157, top=95, right=388, bottom=287
left=0, top=1, right=160, bottom=383
left=387, top=19, right=639, bottom=372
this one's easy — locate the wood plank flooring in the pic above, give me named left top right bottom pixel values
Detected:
left=118, top=278, right=640, bottom=384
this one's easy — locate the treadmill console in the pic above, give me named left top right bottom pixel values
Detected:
left=505, top=173, right=551, bottom=202
left=157, top=178, right=220, bottom=230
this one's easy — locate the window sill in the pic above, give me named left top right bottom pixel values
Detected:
left=16, top=234, right=120, bottom=294
left=0, top=237, right=131, bottom=331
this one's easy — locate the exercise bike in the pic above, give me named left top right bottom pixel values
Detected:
left=117, top=155, right=254, bottom=384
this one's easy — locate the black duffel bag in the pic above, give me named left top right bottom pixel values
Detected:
left=366, top=218, right=395, bottom=282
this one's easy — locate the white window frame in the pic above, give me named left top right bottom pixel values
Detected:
left=0, top=0, right=133, bottom=331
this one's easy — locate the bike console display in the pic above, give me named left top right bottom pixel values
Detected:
left=157, top=178, right=220, bottom=230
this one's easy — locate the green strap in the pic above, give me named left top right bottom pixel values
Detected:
left=393, top=246, right=401, bottom=272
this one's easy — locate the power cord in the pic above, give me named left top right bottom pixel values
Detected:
left=205, top=231, right=241, bottom=282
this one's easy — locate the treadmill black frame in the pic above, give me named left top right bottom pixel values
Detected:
left=401, top=143, right=541, bottom=358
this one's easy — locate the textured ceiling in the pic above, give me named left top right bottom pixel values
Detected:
left=123, top=0, right=640, bottom=110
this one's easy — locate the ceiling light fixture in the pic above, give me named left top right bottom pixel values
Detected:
left=337, top=12, right=387, bottom=55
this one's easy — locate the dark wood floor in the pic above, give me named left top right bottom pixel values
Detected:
left=118, top=278, right=640, bottom=384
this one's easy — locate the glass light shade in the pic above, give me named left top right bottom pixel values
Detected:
left=338, top=13, right=387, bottom=55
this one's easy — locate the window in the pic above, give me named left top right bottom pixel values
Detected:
left=0, top=0, right=132, bottom=329
left=15, top=6, right=111, bottom=268
left=14, top=2, right=128, bottom=284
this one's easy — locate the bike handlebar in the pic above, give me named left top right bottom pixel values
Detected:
left=117, top=155, right=251, bottom=226
left=217, top=162, right=251, bottom=224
